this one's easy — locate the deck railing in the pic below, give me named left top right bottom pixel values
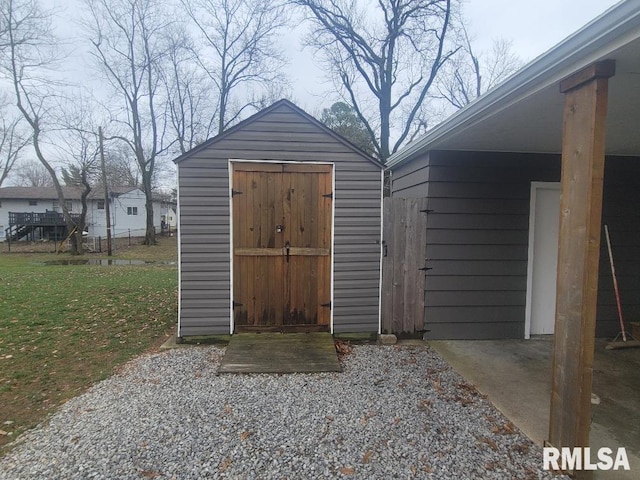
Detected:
left=8, top=211, right=81, bottom=226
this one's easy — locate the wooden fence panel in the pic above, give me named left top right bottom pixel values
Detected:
left=381, top=197, right=428, bottom=335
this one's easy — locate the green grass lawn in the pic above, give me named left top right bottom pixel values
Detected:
left=0, top=237, right=178, bottom=451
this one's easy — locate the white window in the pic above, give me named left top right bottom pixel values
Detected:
left=97, top=199, right=105, bottom=210
left=29, top=200, right=38, bottom=206
left=127, top=206, right=138, bottom=216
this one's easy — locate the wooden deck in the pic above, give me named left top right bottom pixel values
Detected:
left=5, top=211, right=80, bottom=243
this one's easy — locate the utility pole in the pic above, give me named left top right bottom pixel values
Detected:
left=99, top=127, right=112, bottom=256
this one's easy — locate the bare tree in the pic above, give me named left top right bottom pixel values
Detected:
left=437, top=24, right=522, bottom=109
left=0, top=0, right=81, bottom=252
left=162, top=24, right=216, bottom=155
left=12, top=158, right=53, bottom=187
left=0, top=98, right=30, bottom=187
left=99, top=142, right=140, bottom=188
left=82, top=0, right=169, bottom=245
left=294, top=0, right=458, bottom=162
left=181, top=0, right=289, bottom=134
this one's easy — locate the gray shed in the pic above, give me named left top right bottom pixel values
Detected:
left=174, top=100, right=383, bottom=337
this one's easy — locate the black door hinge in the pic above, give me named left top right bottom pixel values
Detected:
left=420, top=209, right=434, bottom=213
left=419, top=267, right=432, bottom=271
left=321, top=301, right=332, bottom=309
left=231, top=189, right=243, bottom=197
left=322, top=192, right=333, bottom=199
left=232, top=301, right=243, bottom=308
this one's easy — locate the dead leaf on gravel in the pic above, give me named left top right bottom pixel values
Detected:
left=432, top=379, right=444, bottom=393
left=362, top=450, right=373, bottom=464
left=492, top=421, right=517, bottom=435
left=511, top=443, right=530, bottom=454
left=340, top=466, right=355, bottom=475
left=219, top=457, right=232, bottom=472
left=334, top=340, right=353, bottom=359
left=240, top=431, right=253, bottom=441
left=140, top=470, right=161, bottom=478
left=0, top=430, right=7, bottom=436
left=477, top=437, right=498, bottom=451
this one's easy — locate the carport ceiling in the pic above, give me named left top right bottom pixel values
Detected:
left=432, top=37, right=640, bottom=156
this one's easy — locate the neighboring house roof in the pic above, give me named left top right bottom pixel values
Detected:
left=173, top=99, right=384, bottom=169
left=0, top=186, right=139, bottom=200
left=387, top=0, right=640, bottom=169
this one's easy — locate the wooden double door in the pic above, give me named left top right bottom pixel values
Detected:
left=232, top=162, right=332, bottom=331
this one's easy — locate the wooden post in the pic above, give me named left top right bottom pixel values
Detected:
left=549, top=60, right=615, bottom=479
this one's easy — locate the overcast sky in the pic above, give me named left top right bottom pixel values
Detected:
left=285, top=0, right=622, bottom=114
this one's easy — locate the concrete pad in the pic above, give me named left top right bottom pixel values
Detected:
left=218, top=333, right=341, bottom=374
left=430, top=337, right=640, bottom=479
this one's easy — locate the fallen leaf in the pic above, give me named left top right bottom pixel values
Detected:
left=362, top=450, right=373, bottom=464
left=140, top=470, right=161, bottom=478
left=477, top=437, right=498, bottom=451
left=219, top=457, right=232, bottom=472
left=240, top=431, right=253, bottom=441
left=0, top=429, right=7, bottom=436
left=511, top=443, right=530, bottom=454
left=340, top=466, right=355, bottom=475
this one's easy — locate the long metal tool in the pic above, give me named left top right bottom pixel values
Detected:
left=605, top=224, right=627, bottom=342
left=605, top=225, right=640, bottom=349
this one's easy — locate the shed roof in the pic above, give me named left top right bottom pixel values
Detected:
left=387, top=0, right=640, bottom=169
left=173, top=99, right=383, bottom=169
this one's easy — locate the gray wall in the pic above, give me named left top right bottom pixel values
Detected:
left=391, top=150, right=640, bottom=339
left=177, top=102, right=382, bottom=336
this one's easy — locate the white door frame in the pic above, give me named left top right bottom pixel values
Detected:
left=524, top=181, right=561, bottom=339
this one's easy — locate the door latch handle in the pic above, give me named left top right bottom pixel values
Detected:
left=285, top=241, right=290, bottom=263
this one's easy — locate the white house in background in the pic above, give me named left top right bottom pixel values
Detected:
left=0, top=186, right=172, bottom=241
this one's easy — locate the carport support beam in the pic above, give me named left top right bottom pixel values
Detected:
left=549, top=60, right=615, bottom=479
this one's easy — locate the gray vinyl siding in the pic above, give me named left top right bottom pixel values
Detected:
left=177, top=102, right=382, bottom=336
left=391, top=151, right=640, bottom=339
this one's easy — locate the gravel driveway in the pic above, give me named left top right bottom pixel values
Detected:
left=0, top=344, right=566, bottom=479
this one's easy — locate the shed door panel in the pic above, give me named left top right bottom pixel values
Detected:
left=233, top=163, right=332, bottom=330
